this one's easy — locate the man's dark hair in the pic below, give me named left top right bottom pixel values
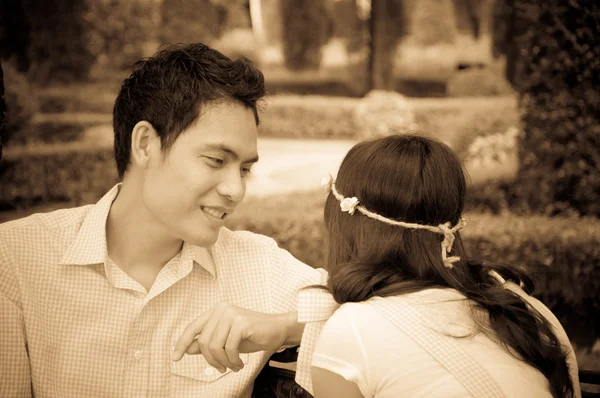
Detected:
left=113, top=43, right=266, bottom=179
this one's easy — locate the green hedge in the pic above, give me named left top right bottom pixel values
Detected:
left=259, top=98, right=357, bottom=139
left=0, top=96, right=520, bottom=208
left=259, top=96, right=518, bottom=145
left=0, top=144, right=116, bottom=209
left=227, top=189, right=600, bottom=346
left=32, top=92, right=518, bottom=145
left=446, top=66, right=515, bottom=98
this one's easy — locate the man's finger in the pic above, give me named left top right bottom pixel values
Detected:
left=209, top=314, right=242, bottom=371
left=184, top=339, right=202, bottom=355
left=172, top=309, right=213, bottom=362
left=225, top=320, right=246, bottom=370
left=198, top=311, right=228, bottom=372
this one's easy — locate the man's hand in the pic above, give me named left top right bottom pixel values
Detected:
left=171, top=303, right=297, bottom=373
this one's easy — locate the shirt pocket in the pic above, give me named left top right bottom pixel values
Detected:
left=170, top=353, right=250, bottom=382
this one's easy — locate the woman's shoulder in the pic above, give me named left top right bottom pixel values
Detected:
left=332, top=288, right=468, bottom=324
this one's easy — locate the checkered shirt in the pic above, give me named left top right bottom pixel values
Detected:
left=295, top=285, right=336, bottom=395
left=0, top=184, right=326, bottom=398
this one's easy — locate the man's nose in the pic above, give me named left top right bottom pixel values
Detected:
left=216, top=169, right=246, bottom=203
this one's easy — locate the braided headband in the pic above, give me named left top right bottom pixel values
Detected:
left=322, top=174, right=466, bottom=269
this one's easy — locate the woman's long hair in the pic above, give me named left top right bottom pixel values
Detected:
left=323, top=135, right=573, bottom=397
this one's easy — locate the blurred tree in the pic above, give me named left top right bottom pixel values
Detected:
left=1, top=62, right=39, bottom=148
left=330, top=0, right=366, bottom=53
left=492, top=0, right=522, bottom=85
left=505, top=0, right=600, bottom=216
left=160, top=0, right=227, bottom=47
left=368, top=0, right=406, bottom=90
left=85, top=0, right=159, bottom=75
left=0, top=0, right=30, bottom=72
left=0, top=61, right=4, bottom=161
left=452, top=0, right=494, bottom=39
left=280, top=0, right=332, bottom=70
left=25, top=0, right=95, bottom=85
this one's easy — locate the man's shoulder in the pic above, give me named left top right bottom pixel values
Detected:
left=218, top=227, right=279, bottom=250
left=0, top=204, right=93, bottom=238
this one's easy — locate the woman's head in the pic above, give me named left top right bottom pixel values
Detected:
left=324, top=134, right=468, bottom=301
left=321, top=134, right=574, bottom=397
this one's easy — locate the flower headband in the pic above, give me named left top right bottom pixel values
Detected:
left=321, top=174, right=466, bottom=269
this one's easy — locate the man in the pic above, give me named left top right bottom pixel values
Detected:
left=0, top=43, right=325, bottom=397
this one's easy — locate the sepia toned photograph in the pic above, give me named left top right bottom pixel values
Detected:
left=1, top=0, right=599, bottom=397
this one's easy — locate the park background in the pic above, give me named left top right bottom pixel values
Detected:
left=1, top=0, right=599, bottom=377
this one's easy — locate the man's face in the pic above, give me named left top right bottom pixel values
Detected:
left=141, top=101, right=259, bottom=247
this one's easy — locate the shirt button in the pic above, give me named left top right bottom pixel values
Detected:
left=134, top=350, right=144, bottom=361
left=204, top=367, right=215, bottom=376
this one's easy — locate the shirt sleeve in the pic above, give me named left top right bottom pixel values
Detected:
left=311, top=305, right=371, bottom=397
left=0, top=237, right=32, bottom=397
left=267, top=245, right=327, bottom=314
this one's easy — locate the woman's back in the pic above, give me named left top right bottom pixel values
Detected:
left=312, top=287, right=580, bottom=397
left=310, top=134, right=578, bottom=397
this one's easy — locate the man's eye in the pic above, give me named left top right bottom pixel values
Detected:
left=205, top=157, right=224, bottom=167
left=241, top=167, right=252, bottom=177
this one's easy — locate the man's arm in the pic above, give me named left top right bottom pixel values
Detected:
left=278, top=311, right=305, bottom=347
left=172, top=304, right=306, bottom=372
left=0, top=237, right=32, bottom=397
left=172, top=243, right=325, bottom=372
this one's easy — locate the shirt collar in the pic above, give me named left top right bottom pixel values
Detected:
left=59, top=184, right=218, bottom=278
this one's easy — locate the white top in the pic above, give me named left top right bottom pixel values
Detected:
left=312, top=288, right=580, bottom=398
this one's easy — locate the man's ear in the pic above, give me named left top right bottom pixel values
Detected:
left=131, top=121, right=160, bottom=169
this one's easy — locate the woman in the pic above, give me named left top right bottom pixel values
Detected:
left=308, top=135, right=580, bottom=397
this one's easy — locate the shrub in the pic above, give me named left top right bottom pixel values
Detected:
left=414, top=97, right=519, bottom=158
left=228, top=189, right=600, bottom=346
left=0, top=144, right=117, bottom=209
left=353, top=90, right=418, bottom=140
left=280, top=0, right=332, bottom=70
left=159, top=0, right=226, bottom=48
left=25, top=0, right=95, bottom=85
left=84, top=0, right=159, bottom=73
left=260, top=95, right=518, bottom=144
left=462, top=127, right=519, bottom=170
left=447, top=65, right=515, bottom=97
left=259, top=97, right=357, bottom=139
left=2, top=62, right=38, bottom=147
left=37, top=83, right=119, bottom=114
left=509, top=1, right=600, bottom=217
left=465, top=181, right=512, bottom=215
left=9, top=122, right=87, bottom=146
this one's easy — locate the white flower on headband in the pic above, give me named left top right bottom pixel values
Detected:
left=321, top=175, right=333, bottom=191
left=340, top=197, right=360, bottom=215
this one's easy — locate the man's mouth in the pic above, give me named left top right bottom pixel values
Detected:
left=200, top=206, right=228, bottom=220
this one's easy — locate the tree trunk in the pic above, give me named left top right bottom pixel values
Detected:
left=0, top=60, right=4, bottom=162
left=369, top=0, right=404, bottom=91
left=249, top=0, right=266, bottom=48
left=503, top=0, right=518, bottom=86
left=464, top=0, right=481, bottom=38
